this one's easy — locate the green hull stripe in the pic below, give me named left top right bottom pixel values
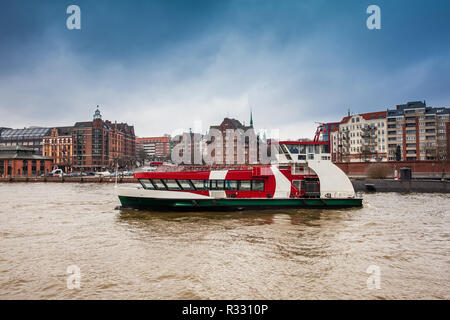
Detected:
left=119, top=196, right=362, bottom=209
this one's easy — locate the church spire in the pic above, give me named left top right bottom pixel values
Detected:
left=250, top=108, right=253, bottom=127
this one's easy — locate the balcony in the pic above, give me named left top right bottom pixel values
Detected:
left=361, top=125, right=377, bottom=132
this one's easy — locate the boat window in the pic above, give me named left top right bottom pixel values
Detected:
left=307, top=154, right=314, bottom=160
left=177, top=179, right=194, bottom=190
left=239, top=180, right=252, bottom=191
left=210, top=180, right=225, bottom=190
left=225, top=180, right=238, bottom=190
left=164, top=179, right=181, bottom=190
left=298, top=145, right=306, bottom=154
left=191, top=179, right=208, bottom=190
left=298, top=155, right=306, bottom=160
left=152, top=179, right=166, bottom=190
left=287, top=145, right=299, bottom=154
left=292, top=165, right=305, bottom=174
left=292, top=180, right=304, bottom=190
left=252, top=180, right=265, bottom=191
left=314, top=145, right=321, bottom=154
left=139, top=179, right=155, bottom=190
left=307, top=145, right=314, bottom=153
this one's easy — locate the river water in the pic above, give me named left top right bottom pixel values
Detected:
left=0, top=183, right=448, bottom=299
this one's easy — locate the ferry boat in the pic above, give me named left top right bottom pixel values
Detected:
left=117, top=141, right=362, bottom=210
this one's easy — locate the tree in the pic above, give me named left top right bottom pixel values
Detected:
left=395, top=145, right=402, bottom=161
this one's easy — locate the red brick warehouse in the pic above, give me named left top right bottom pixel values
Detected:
left=0, top=145, right=52, bottom=177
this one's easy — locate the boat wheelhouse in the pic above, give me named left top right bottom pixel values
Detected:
left=117, top=140, right=362, bottom=210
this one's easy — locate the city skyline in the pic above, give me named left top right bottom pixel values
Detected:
left=1, top=0, right=450, bottom=139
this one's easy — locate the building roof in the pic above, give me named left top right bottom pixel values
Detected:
left=74, top=120, right=135, bottom=135
left=74, top=121, right=92, bottom=128
left=360, top=111, right=386, bottom=120
left=340, top=116, right=352, bottom=123
left=396, top=101, right=426, bottom=111
left=0, top=145, right=52, bottom=160
left=340, top=111, right=386, bottom=124
left=44, top=126, right=74, bottom=137
left=0, top=127, right=51, bottom=141
left=387, top=102, right=449, bottom=117
left=56, top=126, right=74, bottom=136
left=387, top=108, right=403, bottom=117
left=0, top=145, right=33, bottom=152
left=426, top=107, right=450, bottom=115
left=210, top=118, right=253, bottom=131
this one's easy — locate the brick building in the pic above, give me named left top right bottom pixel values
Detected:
left=0, top=145, right=52, bottom=177
left=136, top=136, right=171, bottom=159
left=72, top=107, right=136, bottom=172
left=386, top=101, right=450, bottom=161
left=42, top=127, right=74, bottom=172
left=207, top=117, right=258, bottom=164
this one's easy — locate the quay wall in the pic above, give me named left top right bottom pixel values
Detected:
left=351, top=179, right=449, bottom=193
left=335, top=161, right=449, bottom=178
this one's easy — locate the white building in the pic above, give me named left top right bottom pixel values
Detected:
left=333, top=111, right=387, bottom=162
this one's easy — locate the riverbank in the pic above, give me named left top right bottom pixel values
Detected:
left=0, top=176, right=138, bottom=183
left=1, top=175, right=449, bottom=193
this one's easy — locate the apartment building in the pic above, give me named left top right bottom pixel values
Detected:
left=332, top=111, right=387, bottom=162
left=386, top=101, right=450, bottom=161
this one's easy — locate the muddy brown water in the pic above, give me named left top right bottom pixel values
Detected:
left=0, top=183, right=448, bottom=299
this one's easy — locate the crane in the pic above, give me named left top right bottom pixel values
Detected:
left=313, top=122, right=325, bottom=142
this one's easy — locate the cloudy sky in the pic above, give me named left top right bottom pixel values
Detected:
left=1, top=0, right=450, bottom=139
